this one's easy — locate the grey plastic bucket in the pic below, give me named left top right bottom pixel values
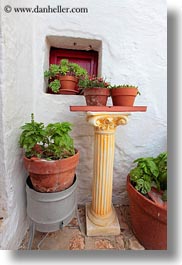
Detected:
left=26, top=175, right=77, bottom=232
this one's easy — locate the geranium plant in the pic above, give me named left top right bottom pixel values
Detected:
left=79, top=75, right=110, bottom=89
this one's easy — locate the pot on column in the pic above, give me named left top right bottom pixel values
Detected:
left=110, top=85, right=140, bottom=106
left=79, top=76, right=110, bottom=106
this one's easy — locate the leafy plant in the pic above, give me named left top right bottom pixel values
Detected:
left=129, top=152, right=167, bottom=200
left=44, top=59, right=88, bottom=93
left=59, top=59, right=88, bottom=78
left=44, top=64, right=60, bottom=79
left=59, top=59, right=69, bottom=76
left=79, top=76, right=110, bottom=89
left=48, top=79, right=60, bottom=93
left=19, top=114, right=75, bottom=160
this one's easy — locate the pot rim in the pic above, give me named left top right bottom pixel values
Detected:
left=111, top=87, right=138, bottom=96
left=24, top=149, right=79, bottom=163
left=59, top=75, right=78, bottom=82
left=26, top=174, right=77, bottom=196
left=83, top=87, right=110, bottom=96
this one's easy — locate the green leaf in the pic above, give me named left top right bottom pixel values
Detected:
left=129, top=152, right=167, bottom=196
left=146, top=160, right=159, bottom=177
left=48, top=79, right=60, bottom=93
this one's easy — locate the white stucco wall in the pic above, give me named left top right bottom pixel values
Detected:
left=0, top=0, right=167, bottom=249
left=0, top=0, right=35, bottom=249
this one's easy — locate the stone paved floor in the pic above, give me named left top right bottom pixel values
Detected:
left=19, top=205, right=145, bottom=251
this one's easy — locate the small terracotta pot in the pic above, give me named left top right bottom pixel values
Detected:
left=127, top=175, right=167, bottom=250
left=23, top=150, right=79, bottom=193
left=111, top=87, right=138, bottom=106
left=84, top=88, right=110, bottom=106
left=59, top=76, right=78, bottom=94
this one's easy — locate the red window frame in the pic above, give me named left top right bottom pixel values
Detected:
left=50, top=48, right=98, bottom=76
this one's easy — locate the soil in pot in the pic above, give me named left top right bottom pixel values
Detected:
left=127, top=175, right=167, bottom=250
left=84, top=88, right=110, bottom=106
left=111, top=87, right=138, bottom=106
left=23, top=150, right=79, bottom=193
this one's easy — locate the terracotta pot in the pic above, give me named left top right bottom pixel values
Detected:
left=23, top=150, right=79, bottom=193
left=127, top=175, right=167, bottom=250
left=59, top=76, right=78, bottom=94
left=84, top=88, right=110, bottom=106
left=111, top=87, right=138, bottom=106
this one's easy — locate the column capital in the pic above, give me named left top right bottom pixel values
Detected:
left=87, top=112, right=130, bottom=131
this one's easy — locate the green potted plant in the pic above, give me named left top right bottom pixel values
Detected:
left=44, top=64, right=60, bottom=94
left=79, top=76, right=110, bottom=106
left=19, top=113, right=79, bottom=192
left=44, top=59, right=88, bottom=95
left=127, top=152, right=167, bottom=250
left=110, top=84, right=140, bottom=106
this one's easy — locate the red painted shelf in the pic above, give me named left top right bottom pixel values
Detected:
left=70, top=106, right=147, bottom=112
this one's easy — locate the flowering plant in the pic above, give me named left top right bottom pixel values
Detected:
left=78, top=76, right=110, bottom=89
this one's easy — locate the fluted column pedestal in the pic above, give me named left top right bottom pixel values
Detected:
left=86, top=112, right=129, bottom=236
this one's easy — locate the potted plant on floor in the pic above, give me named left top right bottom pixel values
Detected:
left=127, top=152, right=167, bottom=250
left=110, top=84, right=140, bottom=106
left=44, top=59, right=88, bottom=95
left=19, top=113, right=79, bottom=192
left=79, top=76, right=110, bottom=106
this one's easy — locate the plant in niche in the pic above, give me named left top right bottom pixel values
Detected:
left=59, top=59, right=88, bottom=78
left=44, top=59, right=88, bottom=94
left=44, top=64, right=60, bottom=79
left=48, top=79, right=60, bottom=93
left=44, top=64, right=61, bottom=93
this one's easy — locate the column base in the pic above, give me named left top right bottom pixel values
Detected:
left=85, top=204, right=120, bottom=236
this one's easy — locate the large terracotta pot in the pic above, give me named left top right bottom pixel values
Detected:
left=59, top=76, right=78, bottom=94
left=127, top=175, right=167, bottom=250
left=84, top=88, right=110, bottom=106
left=23, top=150, right=79, bottom=193
left=111, top=87, right=138, bottom=106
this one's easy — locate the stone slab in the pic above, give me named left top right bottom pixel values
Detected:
left=86, top=204, right=121, bottom=236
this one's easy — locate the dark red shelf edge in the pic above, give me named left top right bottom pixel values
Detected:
left=70, top=106, right=147, bottom=112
